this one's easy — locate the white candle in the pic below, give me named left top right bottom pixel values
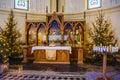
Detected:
left=80, top=34, right=82, bottom=46
left=93, top=44, right=96, bottom=51
left=109, top=45, right=112, bottom=53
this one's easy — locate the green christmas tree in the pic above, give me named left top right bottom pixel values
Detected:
left=0, top=29, right=9, bottom=63
left=85, top=11, right=118, bottom=65
left=88, top=11, right=117, bottom=46
left=1, top=10, right=23, bottom=62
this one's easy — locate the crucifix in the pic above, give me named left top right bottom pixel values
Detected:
left=56, top=0, right=64, bottom=12
left=56, top=0, right=59, bottom=12
left=50, top=0, right=64, bottom=12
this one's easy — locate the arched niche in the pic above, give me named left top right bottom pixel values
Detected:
left=27, top=23, right=37, bottom=45
left=75, top=22, right=84, bottom=46
left=37, top=23, right=46, bottom=45
left=46, top=12, right=63, bottom=45
left=64, top=23, right=73, bottom=44
left=48, top=20, right=61, bottom=45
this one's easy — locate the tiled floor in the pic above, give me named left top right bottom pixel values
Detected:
left=0, top=70, right=87, bottom=80
left=1, top=63, right=120, bottom=80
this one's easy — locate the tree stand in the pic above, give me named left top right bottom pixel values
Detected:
left=96, top=53, right=113, bottom=80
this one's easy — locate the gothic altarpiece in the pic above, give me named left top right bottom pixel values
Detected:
left=24, top=12, right=86, bottom=64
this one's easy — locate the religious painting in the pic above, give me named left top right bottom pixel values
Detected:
left=88, top=0, right=101, bottom=9
left=49, top=20, right=61, bottom=45
left=64, top=23, right=73, bottom=45
left=75, top=25, right=83, bottom=46
left=28, top=25, right=36, bottom=45
left=38, top=24, right=46, bottom=45
left=14, top=0, right=29, bottom=10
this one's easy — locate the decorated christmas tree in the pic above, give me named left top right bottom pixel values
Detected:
left=85, top=11, right=118, bottom=65
left=0, top=29, right=9, bottom=63
left=0, top=10, right=23, bottom=63
left=88, top=11, right=117, bottom=46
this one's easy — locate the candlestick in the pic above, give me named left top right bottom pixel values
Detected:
left=62, top=5, right=64, bottom=12
left=46, top=6, right=48, bottom=13
left=38, top=32, right=43, bottom=44
left=80, top=34, right=82, bottom=47
left=25, top=13, right=27, bottom=19
left=18, top=65, right=23, bottom=71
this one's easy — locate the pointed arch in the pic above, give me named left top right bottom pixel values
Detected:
left=48, top=12, right=62, bottom=27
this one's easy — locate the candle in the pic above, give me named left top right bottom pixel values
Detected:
left=46, top=6, right=48, bottom=13
left=93, top=44, right=96, bottom=52
left=93, top=44, right=96, bottom=48
left=80, top=34, right=82, bottom=47
left=18, top=65, right=23, bottom=71
left=115, top=45, right=118, bottom=52
left=100, top=43, right=102, bottom=47
left=109, top=45, right=112, bottom=53
left=38, top=32, right=42, bottom=44
left=62, top=5, right=64, bottom=12
left=100, top=43, right=103, bottom=53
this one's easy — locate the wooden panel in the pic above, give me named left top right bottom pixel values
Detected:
left=25, top=46, right=83, bottom=64
left=71, top=47, right=78, bottom=61
left=34, top=50, right=45, bottom=61
left=57, top=50, right=69, bottom=62
left=27, top=46, right=34, bottom=60
left=78, top=49, right=83, bottom=64
left=71, top=47, right=83, bottom=64
left=33, top=50, right=70, bottom=64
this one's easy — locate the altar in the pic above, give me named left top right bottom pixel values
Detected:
left=32, top=46, right=71, bottom=64
left=23, top=12, right=85, bottom=64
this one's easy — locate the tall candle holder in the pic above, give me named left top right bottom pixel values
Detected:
left=92, top=45, right=118, bottom=80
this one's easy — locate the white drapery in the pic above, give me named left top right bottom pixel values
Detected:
left=31, top=46, right=72, bottom=54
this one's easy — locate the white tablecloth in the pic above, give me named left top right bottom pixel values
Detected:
left=31, top=46, right=72, bottom=54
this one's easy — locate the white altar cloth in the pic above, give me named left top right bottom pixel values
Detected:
left=31, top=46, right=72, bottom=54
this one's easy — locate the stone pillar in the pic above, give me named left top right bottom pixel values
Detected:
left=22, top=45, right=28, bottom=63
